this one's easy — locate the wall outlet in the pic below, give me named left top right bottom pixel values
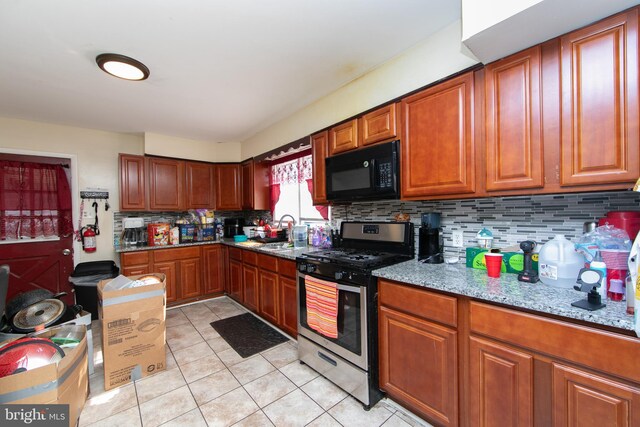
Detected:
left=452, top=230, right=464, bottom=247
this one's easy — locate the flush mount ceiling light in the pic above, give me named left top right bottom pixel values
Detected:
left=96, top=53, right=149, bottom=81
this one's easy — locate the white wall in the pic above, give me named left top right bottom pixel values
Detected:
left=144, top=133, right=241, bottom=162
left=0, top=117, right=144, bottom=263
left=461, top=0, right=541, bottom=40
left=241, top=20, right=479, bottom=159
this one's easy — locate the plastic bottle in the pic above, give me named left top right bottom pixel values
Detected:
left=538, top=235, right=584, bottom=288
left=589, top=250, right=607, bottom=300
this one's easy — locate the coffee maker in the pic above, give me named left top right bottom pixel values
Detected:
left=419, top=213, right=444, bottom=263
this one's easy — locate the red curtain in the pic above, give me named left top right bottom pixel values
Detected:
left=270, top=183, right=281, bottom=214
left=306, top=179, right=328, bottom=220
left=0, top=161, right=73, bottom=240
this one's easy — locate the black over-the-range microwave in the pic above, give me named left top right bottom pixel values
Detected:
left=325, top=140, right=400, bottom=202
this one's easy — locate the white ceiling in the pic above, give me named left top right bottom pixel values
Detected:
left=0, top=0, right=460, bottom=143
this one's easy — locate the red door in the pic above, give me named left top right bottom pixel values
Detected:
left=0, top=237, right=75, bottom=305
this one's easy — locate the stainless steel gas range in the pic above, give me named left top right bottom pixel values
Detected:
left=296, top=221, right=414, bottom=409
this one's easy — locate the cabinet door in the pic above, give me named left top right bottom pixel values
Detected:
left=229, top=259, right=243, bottom=303
left=242, top=264, right=259, bottom=312
left=203, top=245, right=224, bottom=295
left=215, top=164, right=242, bottom=210
left=119, top=154, right=147, bottom=211
left=259, top=269, right=279, bottom=325
left=179, top=257, right=201, bottom=300
left=469, top=336, right=533, bottom=427
left=379, top=305, right=458, bottom=426
left=148, top=157, right=185, bottom=211
left=361, top=103, right=398, bottom=146
left=185, top=162, right=215, bottom=209
left=485, top=46, right=544, bottom=191
left=279, top=275, right=297, bottom=337
left=241, top=160, right=254, bottom=209
left=311, top=131, right=328, bottom=205
left=329, top=119, right=359, bottom=155
left=560, top=9, right=639, bottom=186
left=153, top=260, right=178, bottom=304
left=553, top=363, right=640, bottom=427
left=401, top=72, right=475, bottom=198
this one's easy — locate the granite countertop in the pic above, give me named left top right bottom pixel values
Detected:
left=115, top=239, right=322, bottom=261
left=373, top=260, right=635, bottom=332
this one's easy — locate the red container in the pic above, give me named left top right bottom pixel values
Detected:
left=599, top=211, right=640, bottom=240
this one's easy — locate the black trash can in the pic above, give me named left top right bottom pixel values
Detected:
left=69, top=261, right=119, bottom=320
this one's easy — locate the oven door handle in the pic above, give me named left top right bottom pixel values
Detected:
left=336, top=284, right=361, bottom=293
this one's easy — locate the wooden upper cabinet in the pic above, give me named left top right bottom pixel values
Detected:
left=560, top=8, right=639, bottom=186
left=361, top=103, right=398, bottom=146
left=485, top=46, right=544, bottom=191
left=185, top=161, right=215, bottom=209
left=148, top=157, right=185, bottom=211
left=119, top=154, right=147, bottom=211
left=469, top=336, right=533, bottom=427
left=401, top=71, right=475, bottom=198
left=215, top=164, right=242, bottom=211
left=329, top=119, right=359, bottom=155
left=311, top=131, right=328, bottom=205
left=241, top=159, right=269, bottom=210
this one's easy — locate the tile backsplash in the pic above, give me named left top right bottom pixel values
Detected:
left=113, top=210, right=272, bottom=246
left=331, top=191, right=640, bottom=259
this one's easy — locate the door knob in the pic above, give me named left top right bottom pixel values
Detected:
left=62, top=249, right=71, bottom=256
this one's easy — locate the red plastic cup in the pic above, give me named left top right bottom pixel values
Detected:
left=484, top=253, right=504, bottom=278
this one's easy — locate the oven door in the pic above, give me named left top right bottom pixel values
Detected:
left=297, top=272, right=368, bottom=370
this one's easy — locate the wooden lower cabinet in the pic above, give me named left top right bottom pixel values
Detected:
left=468, top=336, right=533, bottom=427
left=179, top=257, right=201, bottom=299
left=203, top=245, right=225, bottom=294
left=152, top=260, right=178, bottom=304
left=229, top=259, right=243, bottom=303
left=121, top=265, right=150, bottom=277
left=242, top=264, right=259, bottom=312
left=378, top=304, right=458, bottom=426
left=259, top=269, right=279, bottom=325
left=279, top=275, right=298, bottom=337
left=552, top=363, right=640, bottom=427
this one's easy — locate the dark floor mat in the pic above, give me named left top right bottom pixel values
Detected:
left=210, top=313, right=289, bottom=358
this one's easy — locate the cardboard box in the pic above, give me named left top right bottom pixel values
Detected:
left=466, top=247, right=539, bottom=274
left=0, top=324, right=89, bottom=427
left=97, top=274, right=166, bottom=391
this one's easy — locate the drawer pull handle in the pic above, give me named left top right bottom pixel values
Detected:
left=318, top=351, right=337, bottom=366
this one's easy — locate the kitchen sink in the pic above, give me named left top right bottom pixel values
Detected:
left=259, top=242, right=293, bottom=252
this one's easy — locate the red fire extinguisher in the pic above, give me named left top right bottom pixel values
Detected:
left=81, top=225, right=97, bottom=253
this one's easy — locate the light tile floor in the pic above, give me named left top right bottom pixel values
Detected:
left=80, top=296, right=433, bottom=427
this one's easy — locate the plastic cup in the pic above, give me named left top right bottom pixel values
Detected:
left=484, top=253, right=504, bottom=278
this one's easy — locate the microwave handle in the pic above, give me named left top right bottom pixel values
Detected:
left=369, top=158, right=377, bottom=189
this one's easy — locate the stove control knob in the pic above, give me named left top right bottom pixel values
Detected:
left=307, top=265, right=316, bottom=273
left=298, top=263, right=307, bottom=273
left=335, top=271, right=345, bottom=280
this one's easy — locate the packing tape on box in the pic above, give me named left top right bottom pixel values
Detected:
left=0, top=347, right=87, bottom=403
left=102, top=289, right=165, bottom=307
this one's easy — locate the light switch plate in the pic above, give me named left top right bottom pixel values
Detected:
left=82, top=210, right=95, bottom=220
left=452, top=230, right=464, bottom=247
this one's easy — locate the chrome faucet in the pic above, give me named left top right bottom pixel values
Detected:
left=277, top=214, right=296, bottom=229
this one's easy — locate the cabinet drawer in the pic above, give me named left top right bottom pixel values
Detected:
left=258, top=254, right=278, bottom=272
left=279, top=259, right=297, bottom=279
left=153, top=246, right=200, bottom=262
left=378, top=279, right=457, bottom=327
left=242, top=250, right=258, bottom=266
left=121, top=251, right=150, bottom=267
left=470, top=301, right=640, bottom=383
left=229, top=247, right=242, bottom=261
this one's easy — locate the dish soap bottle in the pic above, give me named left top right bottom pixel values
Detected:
left=589, top=250, right=607, bottom=300
left=538, top=235, right=584, bottom=288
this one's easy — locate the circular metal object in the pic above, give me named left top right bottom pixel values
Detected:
left=12, top=299, right=66, bottom=332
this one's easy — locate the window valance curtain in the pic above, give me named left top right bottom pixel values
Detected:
left=0, top=161, right=72, bottom=240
